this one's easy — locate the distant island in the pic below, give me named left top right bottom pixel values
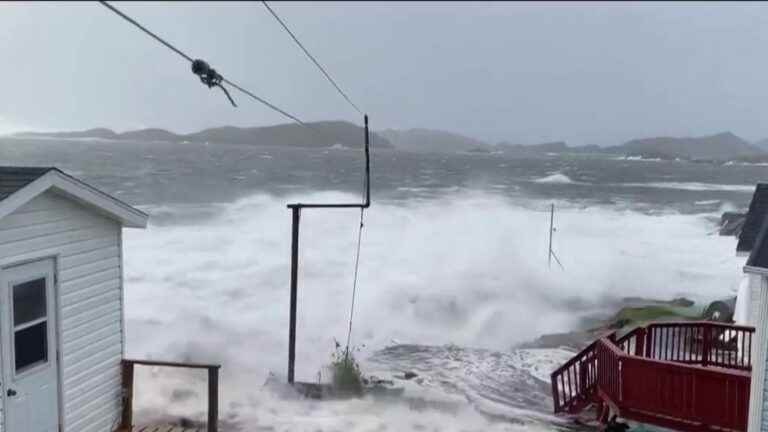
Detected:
left=9, top=121, right=394, bottom=149
left=382, top=129, right=766, bottom=162
left=8, top=123, right=768, bottom=163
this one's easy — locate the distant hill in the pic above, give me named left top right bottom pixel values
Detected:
left=11, top=121, right=392, bottom=149
left=379, top=128, right=492, bottom=153
left=117, top=128, right=180, bottom=142
left=498, top=141, right=569, bottom=154
left=11, top=124, right=763, bottom=161
left=606, top=132, right=764, bottom=160
left=15, top=127, right=119, bottom=140
left=753, top=138, right=768, bottom=152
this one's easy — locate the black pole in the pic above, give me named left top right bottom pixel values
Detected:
left=285, top=115, right=371, bottom=385
left=548, top=204, right=554, bottom=268
left=364, top=114, right=371, bottom=207
left=288, top=206, right=300, bottom=384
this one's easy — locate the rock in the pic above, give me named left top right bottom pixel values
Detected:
left=720, top=212, right=746, bottom=236
left=669, top=297, right=695, bottom=307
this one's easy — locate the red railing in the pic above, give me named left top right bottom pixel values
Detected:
left=595, top=337, right=622, bottom=403
left=551, top=322, right=755, bottom=431
left=645, top=322, right=753, bottom=370
left=620, top=356, right=750, bottom=431
left=550, top=338, right=602, bottom=413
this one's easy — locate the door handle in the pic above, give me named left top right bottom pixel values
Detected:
left=7, top=388, right=16, bottom=397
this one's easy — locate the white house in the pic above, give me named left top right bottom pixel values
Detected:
left=0, top=166, right=147, bottom=432
left=731, top=182, right=768, bottom=432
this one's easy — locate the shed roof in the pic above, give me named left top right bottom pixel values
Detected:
left=747, top=224, right=768, bottom=270
left=0, top=166, right=52, bottom=201
left=737, top=183, right=768, bottom=254
left=0, top=166, right=147, bottom=228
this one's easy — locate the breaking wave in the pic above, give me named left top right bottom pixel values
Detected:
left=616, top=182, right=755, bottom=192
left=532, top=173, right=577, bottom=184
left=123, top=190, right=744, bottom=431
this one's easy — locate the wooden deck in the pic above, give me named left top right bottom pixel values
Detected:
left=120, top=425, right=204, bottom=432
left=551, top=321, right=754, bottom=431
left=120, top=359, right=220, bottom=432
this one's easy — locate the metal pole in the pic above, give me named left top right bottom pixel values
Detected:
left=288, top=207, right=300, bottom=384
left=364, top=114, right=371, bottom=207
left=548, top=204, right=554, bottom=268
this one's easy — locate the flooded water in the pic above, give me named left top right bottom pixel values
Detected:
left=0, top=137, right=763, bottom=431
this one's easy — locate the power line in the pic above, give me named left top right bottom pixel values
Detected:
left=99, top=1, right=193, bottom=63
left=261, top=1, right=364, bottom=116
left=98, top=1, right=309, bottom=127
left=345, top=208, right=365, bottom=352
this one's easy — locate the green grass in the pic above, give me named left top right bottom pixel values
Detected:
left=329, top=343, right=364, bottom=396
left=611, top=305, right=699, bottom=328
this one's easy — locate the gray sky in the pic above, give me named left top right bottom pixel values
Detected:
left=2, top=1, right=768, bottom=146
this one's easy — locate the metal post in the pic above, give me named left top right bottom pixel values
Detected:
left=548, top=204, right=554, bottom=268
left=364, top=114, right=371, bottom=207
left=207, top=367, right=219, bottom=432
left=288, top=206, right=300, bottom=384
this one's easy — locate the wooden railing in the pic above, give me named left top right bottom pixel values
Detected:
left=645, top=322, right=754, bottom=370
left=620, top=355, right=750, bottom=431
left=120, top=359, right=221, bottom=432
left=552, top=321, right=755, bottom=431
left=550, top=336, right=606, bottom=413
left=595, top=337, right=623, bottom=404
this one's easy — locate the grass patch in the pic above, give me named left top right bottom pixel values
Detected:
left=329, top=341, right=364, bottom=396
left=609, top=305, right=699, bottom=329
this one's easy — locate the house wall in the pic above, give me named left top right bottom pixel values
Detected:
left=747, top=274, right=768, bottom=432
left=0, top=191, right=124, bottom=432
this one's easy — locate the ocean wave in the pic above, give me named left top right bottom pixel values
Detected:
left=724, top=161, right=768, bottom=167
left=532, top=173, right=577, bottom=184
left=617, top=182, right=754, bottom=192
left=122, top=191, right=743, bottom=430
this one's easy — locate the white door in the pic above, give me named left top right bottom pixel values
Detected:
left=1, top=259, right=59, bottom=432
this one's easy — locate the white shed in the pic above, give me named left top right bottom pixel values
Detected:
left=0, top=166, right=147, bottom=432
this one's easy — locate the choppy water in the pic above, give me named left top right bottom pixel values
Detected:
left=0, top=137, right=764, bottom=431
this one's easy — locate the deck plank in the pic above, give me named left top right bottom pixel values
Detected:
left=118, top=425, right=204, bottom=432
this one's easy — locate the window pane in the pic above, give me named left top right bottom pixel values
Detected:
left=15, top=321, right=47, bottom=372
left=13, top=278, right=46, bottom=326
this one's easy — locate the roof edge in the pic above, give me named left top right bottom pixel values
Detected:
left=744, top=265, right=768, bottom=276
left=0, top=170, right=148, bottom=228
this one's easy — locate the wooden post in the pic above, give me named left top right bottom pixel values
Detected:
left=208, top=367, right=219, bottom=432
left=120, top=360, right=134, bottom=430
left=288, top=206, right=300, bottom=384
left=702, top=324, right=711, bottom=367
left=578, top=362, right=587, bottom=396
left=645, top=327, right=653, bottom=358
left=635, top=328, right=646, bottom=357
left=551, top=373, right=560, bottom=411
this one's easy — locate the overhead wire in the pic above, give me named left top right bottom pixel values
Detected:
left=261, top=1, right=364, bottom=116
left=100, top=0, right=372, bottom=357
left=345, top=208, right=365, bottom=353
left=98, top=1, right=310, bottom=127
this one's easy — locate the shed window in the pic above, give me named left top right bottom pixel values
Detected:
left=13, top=278, right=46, bottom=326
left=14, top=322, right=47, bottom=371
left=11, top=277, right=48, bottom=373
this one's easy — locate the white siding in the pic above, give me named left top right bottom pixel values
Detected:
left=0, top=191, right=124, bottom=432
left=748, top=274, right=768, bottom=432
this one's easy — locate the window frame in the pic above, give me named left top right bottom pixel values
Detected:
left=9, top=274, right=51, bottom=378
